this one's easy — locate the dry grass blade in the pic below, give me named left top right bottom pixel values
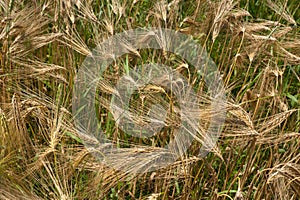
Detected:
left=111, top=0, right=126, bottom=22
left=276, top=45, right=300, bottom=64
left=75, top=1, right=98, bottom=24
left=3, top=7, right=55, bottom=60
left=60, top=30, right=92, bottom=56
left=257, top=132, right=300, bottom=144
left=154, top=0, right=167, bottom=24
left=41, top=160, right=71, bottom=200
left=256, top=109, right=297, bottom=135
left=212, top=0, right=235, bottom=42
left=0, top=186, right=42, bottom=200
left=268, top=163, right=300, bottom=197
left=8, top=94, right=32, bottom=157
left=266, top=0, right=297, bottom=26
left=227, top=103, right=255, bottom=130
left=11, top=59, right=68, bottom=83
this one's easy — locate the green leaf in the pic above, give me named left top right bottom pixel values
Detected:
left=65, top=132, right=83, bottom=143
left=286, top=93, right=299, bottom=106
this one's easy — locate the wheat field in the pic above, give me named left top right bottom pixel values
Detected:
left=0, top=0, right=299, bottom=199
